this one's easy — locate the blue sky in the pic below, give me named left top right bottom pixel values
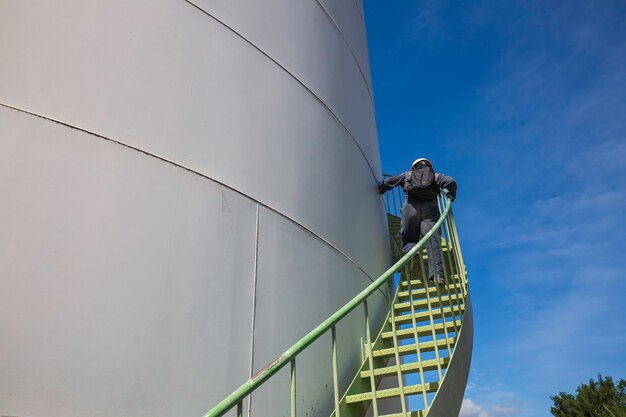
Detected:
left=364, top=1, right=626, bottom=416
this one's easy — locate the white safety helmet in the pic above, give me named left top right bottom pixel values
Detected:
left=411, top=158, right=432, bottom=170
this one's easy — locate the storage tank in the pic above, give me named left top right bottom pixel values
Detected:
left=0, top=1, right=389, bottom=416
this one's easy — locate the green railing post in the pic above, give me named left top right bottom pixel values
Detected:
left=387, top=279, right=407, bottom=414
left=290, top=359, right=296, bottom=417
left=449, top=211, right=468, bottom=294
left=331, top=326, right=340, bottom=417
left=363, top=299, right=379, bottom=417
left=441, top=209, right=465, bottom=320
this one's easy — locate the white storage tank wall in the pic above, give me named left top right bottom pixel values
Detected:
left=0, top=1, right=390, bottom=416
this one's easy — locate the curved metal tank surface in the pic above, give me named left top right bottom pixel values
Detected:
left=0, top=1, right=389, bottom=417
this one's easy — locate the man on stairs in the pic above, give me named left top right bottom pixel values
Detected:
left=378, top=158, right=457, bottom=286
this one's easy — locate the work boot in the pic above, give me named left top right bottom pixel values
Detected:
left=429, top=275, right=445, bottom=287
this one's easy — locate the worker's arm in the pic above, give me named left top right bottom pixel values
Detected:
left=435, top=173, right=457, bottom=201
left=378, top=173, right=406, bottom=194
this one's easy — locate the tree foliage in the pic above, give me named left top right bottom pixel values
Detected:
left=551, top=375, right=626, bottom=417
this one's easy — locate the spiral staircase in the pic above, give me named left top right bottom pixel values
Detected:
left=203, top=186, right=473, bottom=417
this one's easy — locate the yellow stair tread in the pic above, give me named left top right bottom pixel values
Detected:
left=372, top=337, right=455, bottom=358
left=360, top=356, right=450, bottom=378
left=397, top=283, right=464, bottom=299
left=391, top=306, right=463, bottom=325
left=345, top=382, right=440, bottom=403
left=382, top=320, right=456, bottom=340
left=400, top=275, right=461, bottom=288
left=379, top=412, right=425, bottom=417
left=394, top=295, right=459, bottom=312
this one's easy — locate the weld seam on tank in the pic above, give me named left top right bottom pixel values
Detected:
left=0, top=101, right=388, bottom=301
left=182, top=0, right=380, bottom=182
left=312, top=0, right=373, bottom=100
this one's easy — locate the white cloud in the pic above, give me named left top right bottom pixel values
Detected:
left=460, top=398, right=520, bottom=417
left=492, top=405, right=521, bottom=416
left=460, top=398, right=489, bottom=417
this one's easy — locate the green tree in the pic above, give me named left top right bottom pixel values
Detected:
left=603, top=399, right=626, bottom=417
left=551, top=375, right=626, bottom=417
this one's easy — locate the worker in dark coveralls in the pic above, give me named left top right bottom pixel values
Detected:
left=378, top=158, right=457, bottom=286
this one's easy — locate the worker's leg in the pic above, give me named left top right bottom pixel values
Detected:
left=421, top=202, right=444, bottom=280
left=400, top=201, right=420, bottom=252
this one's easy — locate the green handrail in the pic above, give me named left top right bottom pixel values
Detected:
left=202, top=190, right=453, bottom=417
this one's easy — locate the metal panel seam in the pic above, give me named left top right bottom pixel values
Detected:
left=180, top=0, right=373, bottom=103
left=355, top=0, right=366, bottom=26
left=0, top=101, right=386, bottom=297
left=181, top=0, right=379, bottom=181
left=310, top=0, right=373, bottom=100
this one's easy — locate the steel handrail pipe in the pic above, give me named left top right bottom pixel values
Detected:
left=202, top=189, right=452, bottom=417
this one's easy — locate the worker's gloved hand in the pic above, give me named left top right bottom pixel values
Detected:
left=443, top=188, right=455, bottom=202
left=378, top=182, right=386, bottom=194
